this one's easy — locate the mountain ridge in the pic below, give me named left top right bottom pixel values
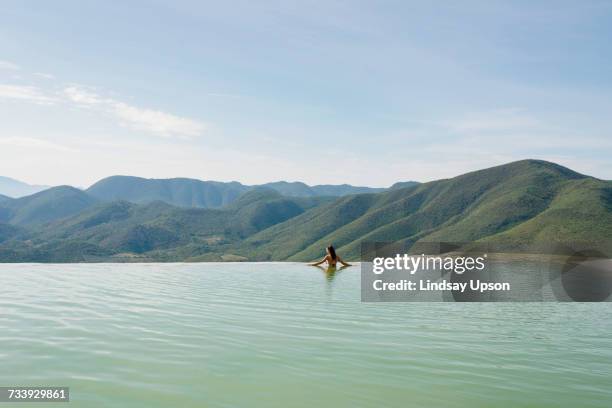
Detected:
left=236, top=160, right=608, bottom=261
left=86, top=175, right=388, bottom=208
left=0, top=159, right=609, bottom=262
left=0, top=186, right=99, bottom=226
left=0, top=176, right=50, bottom=198
left=0, top=189, right=332, bottom=262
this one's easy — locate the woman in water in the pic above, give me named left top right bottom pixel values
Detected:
left=310, top=245, right=352, bottom=268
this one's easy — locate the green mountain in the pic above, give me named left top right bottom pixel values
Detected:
left=0, top=223, right=21, bottom=244
left=0, top=160, right=609, bottom=262
left=86, top=175, right=386, bottom=208
left=0, top=186, right=98, bottom=226
left=261, top=181, right=385, bottom=197
left=390, top=181, right=420, bottom=190
left=236, top=160, right=611, bottom=261
left=0, top=189, right=332, bottom=262
left=87, top=176, right=247, bottom=208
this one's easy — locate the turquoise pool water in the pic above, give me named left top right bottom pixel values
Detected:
left=0, top=263, right=611, bottom=407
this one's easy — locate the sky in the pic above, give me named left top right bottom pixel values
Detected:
left=0, top=0, right=611, bottom=188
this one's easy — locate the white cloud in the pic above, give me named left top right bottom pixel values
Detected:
left=0, top=77, right=206, bottom=138
left=111, top=101, right=205, bottom=137
left=0, top=60, right=19, bottom=70
left=0, top=136, right=77, bottom=152
left=63, top=85, right=103, bottom=105
left=62, top=85, right=206, bottom=138
left=0, top=84, right=57, bottom=105
left=0, top=56, right=207, bottom=140
left=33, top=72, right=55, bottom=80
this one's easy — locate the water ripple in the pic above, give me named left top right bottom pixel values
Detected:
left=0, top=263, right=611, bottom=407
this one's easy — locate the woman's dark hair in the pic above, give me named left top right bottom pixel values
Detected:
left=327, top=245, right=337, bottom=260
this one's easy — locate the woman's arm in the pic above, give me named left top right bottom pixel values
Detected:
left=338, top=257, right=352, bottom=267
left=310, top=256, right=328, bottom=266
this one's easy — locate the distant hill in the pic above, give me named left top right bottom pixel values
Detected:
left=261, top=181, right=385, bottom=197
left=390, top=181, right=420, bottom=190
left=0, top=189, right=332, bottom=261
left=0, top=223, right=21, bottom=244
left=0, top=194, right=12, bottom=203
left=87, top=175, right=386, bottom=208
left=0, top=186, right=98, bottom=226
left=0, top=176, right=49, bottom=198
left=0, top=160, right=609, bottom=262
left=237, top=160, right=611, bottom=261
left=87, top=176, right=247, bottom=208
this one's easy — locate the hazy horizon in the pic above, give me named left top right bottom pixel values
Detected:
left=1, top=1, right=611, bottom=187
left=0, top=173, right=393, bottom=190
left=3, top=157, right=610, bottom=193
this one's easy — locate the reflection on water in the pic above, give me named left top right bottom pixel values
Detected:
left=0, top=263, right=611, bottom=408
left=313, top=264, right=350, bottom=282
